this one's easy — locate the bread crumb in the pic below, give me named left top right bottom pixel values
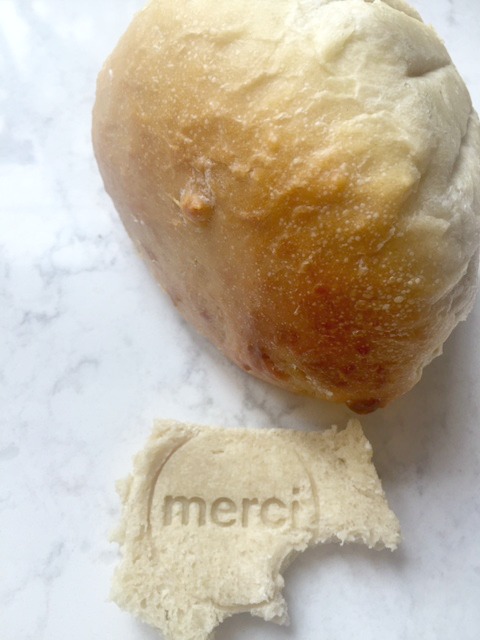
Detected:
left=111, top=419, right=400, bottom=640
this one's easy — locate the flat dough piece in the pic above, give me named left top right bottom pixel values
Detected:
left=111, top=419, right=400, bottom=639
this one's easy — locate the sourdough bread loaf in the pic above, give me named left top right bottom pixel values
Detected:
left=93, top=0, right=480, bottom=411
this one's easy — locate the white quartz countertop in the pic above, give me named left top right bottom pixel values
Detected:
left=1, top=1, right=480, bottom=638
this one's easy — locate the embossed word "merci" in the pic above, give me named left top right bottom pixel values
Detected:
left=162, top=488, right=304, bottom=528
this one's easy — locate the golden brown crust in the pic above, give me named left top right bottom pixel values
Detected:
left=93, top=0, right=480, bottom=411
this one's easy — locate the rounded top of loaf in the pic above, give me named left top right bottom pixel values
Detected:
left=93, top=0, right=480, bottom=410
